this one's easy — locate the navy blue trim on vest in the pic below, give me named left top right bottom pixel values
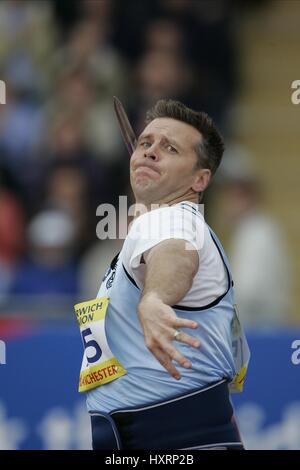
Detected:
left=180, top=203, right=202, bottom=219
left=180, top=202, right=199, bottom=213
left=180, top=207, right=202, bottom=218
left=110, top=252, right=120, bottom=270
left=174, top=231, right=231, bottom=311
left=123, top=264, right=139, bottom=289
left=122, top=231, right=231, bottom=312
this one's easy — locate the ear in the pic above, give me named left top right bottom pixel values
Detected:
left=192, top=169, right=211, bottom=192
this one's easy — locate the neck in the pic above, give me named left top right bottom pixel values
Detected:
left=134, top=189, right=199, bottom=216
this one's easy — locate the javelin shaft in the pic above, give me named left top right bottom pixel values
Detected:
left=113, top=96, right=137, bottom=156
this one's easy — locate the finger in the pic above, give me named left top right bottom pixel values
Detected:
left=153, top=347, right=181, bottom=380
left=174, top=331, right=201, bottom=349
left=163, top=343, right=192, bottom=369
left=174, top=317, right=198, bottom=330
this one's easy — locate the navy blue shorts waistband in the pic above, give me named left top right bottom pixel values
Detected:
left=90, top=380, right=244, bottom=450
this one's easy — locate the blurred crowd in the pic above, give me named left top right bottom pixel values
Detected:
left=0, top=0, right=291, bottom=324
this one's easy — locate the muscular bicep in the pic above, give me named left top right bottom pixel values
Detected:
left=144, top=239, right=199, bottom=273
left=142, top=239, right=199, bottom=305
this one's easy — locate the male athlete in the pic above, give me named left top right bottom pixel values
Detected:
left=75, top=99, right=250, bottom=450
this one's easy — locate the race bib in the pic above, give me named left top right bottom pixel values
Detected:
left=74, top=297, right=127, bottom=392
left=229, top=304, right=250, bottom=393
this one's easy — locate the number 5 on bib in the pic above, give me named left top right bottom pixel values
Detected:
left=74, top=297, right=127, bottom=392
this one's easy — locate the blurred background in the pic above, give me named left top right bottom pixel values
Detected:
left=0, top=0, right=299, bottom=450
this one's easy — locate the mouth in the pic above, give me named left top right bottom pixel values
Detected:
left=134, top=165, right=160, bottom=176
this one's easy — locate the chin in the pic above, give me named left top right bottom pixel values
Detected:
left=134, top=183, right=157, bottom=200
left=134, top=178, right=154, bottom=190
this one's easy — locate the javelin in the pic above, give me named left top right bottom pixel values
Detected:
left=113, top=96, right=137, bottom=156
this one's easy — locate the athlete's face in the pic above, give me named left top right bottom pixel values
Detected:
left=130, top=118, right=210, bottom=205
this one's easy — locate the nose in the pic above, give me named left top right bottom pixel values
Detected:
left=144, top=143, right=159, bottom=161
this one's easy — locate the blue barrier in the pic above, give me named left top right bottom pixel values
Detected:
left=0, top=319, right=299, bottom=449
left=233, top=329, right=300, bottom=449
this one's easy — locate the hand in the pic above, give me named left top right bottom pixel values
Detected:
left=137, top=292, right=201, bottom=380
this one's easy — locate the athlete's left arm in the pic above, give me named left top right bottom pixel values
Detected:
left=137, top=239, right=201, bottom=380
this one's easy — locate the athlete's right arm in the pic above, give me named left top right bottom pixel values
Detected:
left=137, top=238, right=201, bottom=380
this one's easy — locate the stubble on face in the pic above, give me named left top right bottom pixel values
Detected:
left=130, top=118, right=201, bottom=206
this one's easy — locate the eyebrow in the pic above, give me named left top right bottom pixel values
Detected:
left=137, top=133, right=183, bottom=151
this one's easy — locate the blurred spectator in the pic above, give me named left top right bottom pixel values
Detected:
left=43, top=67, right=125, bottom=160
left=130, top=49, right=195, bottom=132
left=79, top=209, right=129, bottom=299
left=40, top=111, right=121, bottom=204
left=0, top=0, right=57, bottom=96
left=10, top=209, right=78, bottom=297
left=79, top=239, right=122, bottom=300
left=78, top=0, right=113, bottom=21
left=158, top=0, right=237, bottom=126
left=113, top=0, right=237, bottom=126
left=0, top=187, right=24, bottom=265
left=0, top=1, right=58, bottom=206
left=0, top=80, right=43, bottom=184
left=0, top=165, right=25, bottom=300
left=112, top=0, right=160, bottom=63
left=52, top=17, right=127, bottom=99
left=39, top=160, right=98, bottom=257
left=34, top=112, right=126, bottom=253
left=216, top=145, right=291, bottom=326
left=144, top=18, right=185, bottom=56
left=136, top=49, right=190, bottom=102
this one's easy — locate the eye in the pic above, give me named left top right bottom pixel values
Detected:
left=166, top=144, right=177, bottom=153
left=140, top=141, right=151, bottom=148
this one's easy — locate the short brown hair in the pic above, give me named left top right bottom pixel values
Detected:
left=145, top=99, right=224, bottom=175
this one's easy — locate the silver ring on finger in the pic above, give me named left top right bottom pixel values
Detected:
left=173, top=330, right=181, bottom=341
